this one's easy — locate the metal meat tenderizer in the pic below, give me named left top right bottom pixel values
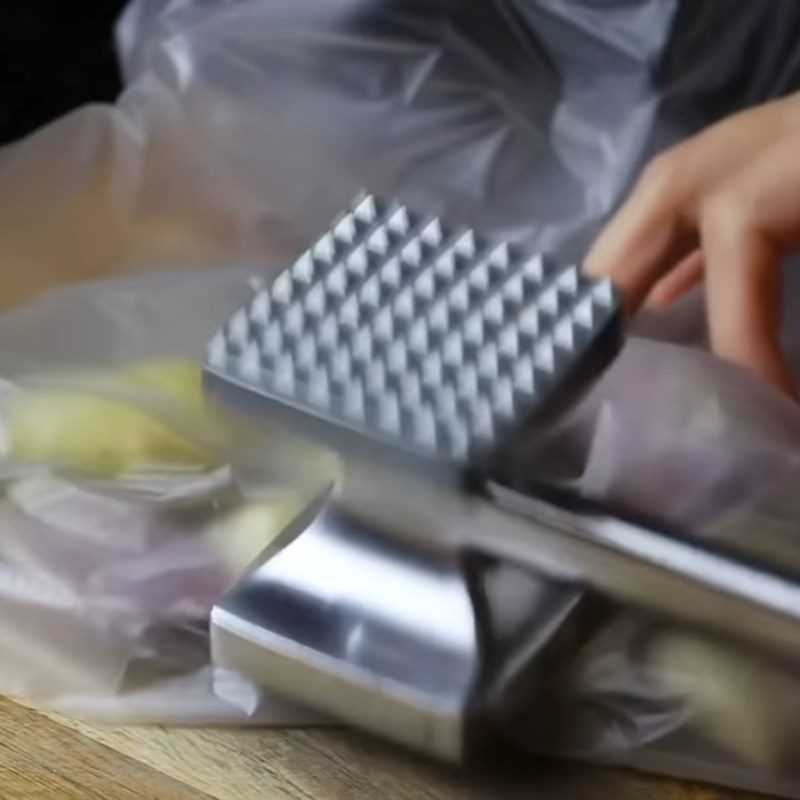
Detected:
left=205, top=195, right=800, bottom=760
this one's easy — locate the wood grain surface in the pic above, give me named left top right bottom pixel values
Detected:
left=0, top=229, right=774, bottom=799
left=6, top=699, right=759, bottom=800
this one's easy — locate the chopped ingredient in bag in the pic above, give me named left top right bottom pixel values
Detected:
left=648, top=633, right=796, bottom=771
left=122, top=360, right=207, bottom=411
left=5, top=360, right=214, bottom=477
left=204, top=497, right=303, bottom=576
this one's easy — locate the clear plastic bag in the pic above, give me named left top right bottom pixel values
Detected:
left=3, top=0, right=800, bottom=794
left=0, top=270, right=326, bottom=725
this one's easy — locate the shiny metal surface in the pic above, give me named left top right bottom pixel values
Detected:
left=205, top=193, right=623, bottom=469
left=207, top=341, right=800, bottom=760
left=206, top=194, right=800, bottom=760
left=330, top=455, right=800, bottom=660
left=211, top=443, right=800, bottom=760
left=212, top=490, right=588, bottom=761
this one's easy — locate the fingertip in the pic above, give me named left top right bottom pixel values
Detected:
left=583, top=224, right=620, bottom=280
left=583, top=235, right=639, bottom=315
left=582, top=243, right=606, bottom=278
left=644, top=286, right=672, bottom=310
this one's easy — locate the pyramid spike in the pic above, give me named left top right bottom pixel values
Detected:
left=339, top=295, right=360, bottom=329
left=445, top=421, right=469, bottom=459
left=448, top=281, right=470, bottom=313
left=228, top=308, right=250, bottom=343
left=421, top=351, right=443, bottom=388
left=307, top=367, right=331, bottom=407
left=574, top=295, right=595, bottom=328
left=477, top=344, right=499, bottom=380
left=518, top=306, right=539, bottom=336
left=513, top=355, right=535, bottom=394
left=463, top=311, right=485, bottom=346
left=557, top=265, right=579, bottom=294
left=380, top=257, right=402, bottom=289
left=295, top=335, right=318, bottom=370
left=326, top=265, right=348, bottom=297
left=554, top=317, right=575, bottom=350
left=539, top=286, right=559, bottom=315
left=387, top=340, right=408, bottom=374
left=456, top=364, right=479, bottom=401
left=492, top=377, right=515, bottom=418
left=407, top=318, right=429, bottom=355
left=351, top=327, right=373, bottom=363
left=312, top=232, right=337, bottom=263
left=304, top=282, right=327, bottom=317
left=379, top=391, right=401, bottom=433
left=386, top=206, right=412, bottom=238
left=593, top=279, right=615, bottom=306
left=394, top=287, right=415, bottom=320
left=521, top=254, right=545, bottom=284
left=360, top=275, right=381, bottom=309
left=318, top=315, right=338, bottom=349
left=399, top=372, right=422, bottom=409
left=442, top=331, right=464, bottom=367
left=484, top=295, right=505, bottom=326
left=333, top=213, right=357, bottom=243
left=419, top=218, right=445, bottom=249
left=498, top=326, right=519, bottom=359
left=534, top=339, right=555, bottom=372
left=470, top=398, right=495, bottom=440
left=346, top=245, right=369, bottom=277
left=262, top=321, right=284, bottom=355
left=428, top=300, right=450, bottom=332
left=367, top=226, right=390, bottom=255
left=488, top=242, right=510, bottom=270
left=414, top=405, right=437, bottom=446
left=468, top=262, right=490, bottom=292
left=284, top=304, right=305, bottom=337
left=249, top=292, right=271, bottom=326
left=454, top=230, right=477, bottom=259
left=330, top=348, right=352, bottom=383
left=365, top=360, right=387, bottom=393
left=434, top=251, right=457, bottom=281
left=414, top=269, right=436, bottom=301
left=206, top=332, right=228, bottom=370
left=503, top=273, right=524, bottom=304
left=434, top=385, right=457, bottom=419
left=373, top=307, right=394, bottom=342
left=401, top=238, right=423, bottom=267
left=274, top=354, right=296, bottom=394
left=343, top=379, right=366, bottom=421
left=353, top=195, right=379, bottom=224
left=271, top=272, right=293, bottom=304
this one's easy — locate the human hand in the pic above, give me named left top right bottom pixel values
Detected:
left=585, top=92, right=800, bottom=396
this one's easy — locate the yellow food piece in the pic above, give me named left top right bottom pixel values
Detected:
left=204, top=497, right=303, bottom=577
left=648, top=633, right=795, bottom=770
left=6, top=360, right=215, bottom=477
left=121, top=360, right=207, bottom=411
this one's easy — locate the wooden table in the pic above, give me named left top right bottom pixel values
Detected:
left=0, top=259, right=763, bottom=800
left=1, top=695, right=764, bottom=800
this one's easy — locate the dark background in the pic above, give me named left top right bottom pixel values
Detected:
left=1, top=1, right=127, bottom=145
left=2, top=1, right=800, bottom=150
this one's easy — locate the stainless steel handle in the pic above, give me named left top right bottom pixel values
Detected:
left=332, top=454, right=800, bottom=660
left=477, top=482, right=800, bottom=661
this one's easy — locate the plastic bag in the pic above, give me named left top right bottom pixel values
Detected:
left=0, top=270, right=326, bottom=725
left=3, top=0, right=800, bottom=794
